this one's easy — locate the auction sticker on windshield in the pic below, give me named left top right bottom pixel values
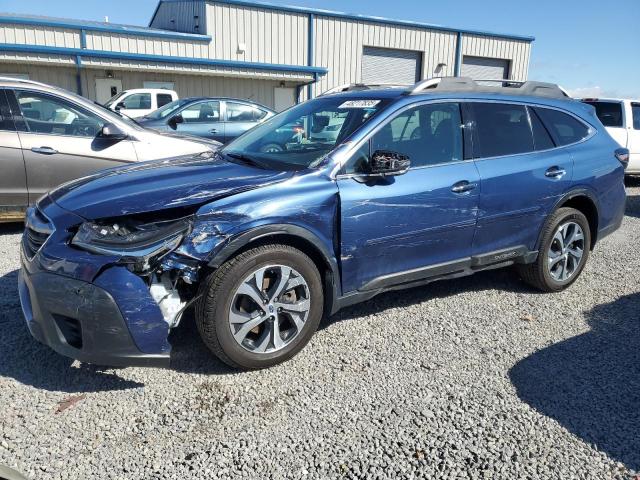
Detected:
left=339, top=100, right=381, bottom=109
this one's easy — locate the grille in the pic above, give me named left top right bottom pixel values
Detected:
left=22, top=207, right=53, bottom=260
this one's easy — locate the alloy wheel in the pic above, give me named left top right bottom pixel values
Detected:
left=229, top=265, right=311, bottom=354
left=547, top=221, right=585, bottom=282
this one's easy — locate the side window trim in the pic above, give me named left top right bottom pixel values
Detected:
left=533, top=105, right=593, bottom=148
left=5, top=89, right=28, bottom=132
left=0, top=90, right=16, bottom=132
left=527, top=106, right=557, bottom=151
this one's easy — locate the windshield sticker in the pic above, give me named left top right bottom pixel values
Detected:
left=339, top=100, right=381, bottom=109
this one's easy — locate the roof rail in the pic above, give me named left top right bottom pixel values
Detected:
left=405, top=76, right=570, bottom=99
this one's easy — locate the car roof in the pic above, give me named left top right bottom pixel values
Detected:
left=180, top=97, right=275, bottom=113
left=121, top=88, right=177, bottom=94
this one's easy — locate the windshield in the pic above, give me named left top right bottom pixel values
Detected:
left=143, top=99, right=192, bottom=120
left=222, top=97, right=389, bottom=170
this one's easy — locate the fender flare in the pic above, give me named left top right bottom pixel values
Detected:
left=207, top=223, right=342, bottom=313
left=535, top=187, right=600, bottom=251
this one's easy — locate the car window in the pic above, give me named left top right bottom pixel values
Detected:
left=255, top=109, right=270, bottom=121
left=157, top=93, right=174, bottom=108
left=181, top=101, right=221, bottom=123
left=15, top=90, right=104, bottom=138
left=0, top=90, right=15, bottom=131
left=369, top=103, right=463, bottom=168
left=534, top=107, right=590, bottom=147
left=226, top=102, right=262, bottom=123
left=582, top=101, right=623, bottom=128
left=121, top=93, right=152, bottom=110
left=632, top=103, right=640, bottom=130
left=470, top=103, right=534, bottom=158
left=528, top=107, right=555, bottom=151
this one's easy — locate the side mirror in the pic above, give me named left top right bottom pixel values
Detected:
left=99, top=123, right=128, bottom=140
left=169, top=114, right=184, bottom=129
left=115, top=102, right=125, bottom=111
left=369, top=150, right=411, bottom=176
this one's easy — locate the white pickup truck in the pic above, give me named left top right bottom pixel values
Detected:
left=105, top=88, right=179, bottom=119
left=582, top=98, right=640, bottom=174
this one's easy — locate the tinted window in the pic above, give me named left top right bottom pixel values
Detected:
left=471, top=103, right=534, bottom=158
left=632, top=103, right=640, bottom=130
left=529, top=107, right=555, bottom=151
left=157, top=93, right=173, bottom=108
left=122, top=93, right=151, bottom=110
left=15, top=91, right=104, bottom=137
left=534, top=107, right=590, bottom=146
left=227, top=102, right=261, bottom=123
left=255, top=109, right=270, bottom=121
left=180, top=101, right=220, bottom=124
left=0, top=90, right=15, bottom=131
left=370, top=103, right=463, bottom=168
left=583, top=101, right=623, bottom=127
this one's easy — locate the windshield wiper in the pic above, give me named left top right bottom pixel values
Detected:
left=224, top=152, right=267, bottom=169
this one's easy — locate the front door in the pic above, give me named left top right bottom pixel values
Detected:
left=338, top=102, right=479, bottom=293
left=0, top=89, right=27, bottom=218
left=174, top=100, right=225, bottom=143
left=9, top=89, right=138, bottom=203
left=223, top=101, right=262, bottom=143
left=467, top=102, right=578, bottom=255
left=95, top=78, right=123, bottom=105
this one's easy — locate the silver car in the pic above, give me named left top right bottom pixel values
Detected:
left=0, top=77, right=221, bottom=222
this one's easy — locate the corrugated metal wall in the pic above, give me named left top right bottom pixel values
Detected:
left=149, top=1, right=207, bottom=35
left=205, top=3, right=308, bottom=66
left=84, top=32, right=210, bottom=58
left=461, top=34, right=531, bottom=81
left=0, top=63, right=78, bottom=92
left=0, top=22, right=80, bottom=48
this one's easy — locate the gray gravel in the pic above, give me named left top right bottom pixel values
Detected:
left=1, top=182, right=640, bottom=480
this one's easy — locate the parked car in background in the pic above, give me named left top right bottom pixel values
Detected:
left=581, top=98, right=640, bottom=174
left=0, top=77, right=220, bottom=222
left=19, top=77, right=626, bottom=371
left=105, top=88, right=178, bottom=118
left=137, top=97, right=275, bottom=144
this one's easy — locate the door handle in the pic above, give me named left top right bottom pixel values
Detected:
left=209, top=129, right=218, bottom=134
left=31, top=147, right=58, bottom=155
left=451, top=180, right=478, bottom=193
left=545, top=167, right=567, bottom=179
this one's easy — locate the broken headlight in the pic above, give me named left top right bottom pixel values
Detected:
left=71, top=217, right=192, bottom=272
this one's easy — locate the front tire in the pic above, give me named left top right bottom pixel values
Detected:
left=196, top=244, right=323, bottom=370
left=518, top=207, right=591, bottom=292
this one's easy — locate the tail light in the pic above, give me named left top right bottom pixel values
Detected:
left=615, top=148, right=630, bottom=168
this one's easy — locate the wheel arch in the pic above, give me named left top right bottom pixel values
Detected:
left=545, top=189, right=600, bottom=250
left=207, top=224, right=341, bottom=315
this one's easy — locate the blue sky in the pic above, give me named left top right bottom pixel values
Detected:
left=2, top=0, right=638, bottom=98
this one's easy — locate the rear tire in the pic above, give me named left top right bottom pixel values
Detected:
left=518, top=207, right=591, bottom=292
left=196, top=244, right=323, bottom=370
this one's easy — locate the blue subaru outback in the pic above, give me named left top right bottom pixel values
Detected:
left=19, top=78, right=627, bottom=370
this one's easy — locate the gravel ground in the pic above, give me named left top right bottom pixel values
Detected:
left=1, top=183, right=639, bottom=480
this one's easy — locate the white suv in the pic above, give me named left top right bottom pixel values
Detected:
left=582, top=98, right=640, bottom=173
left=105, top=88, right=178, bottom=118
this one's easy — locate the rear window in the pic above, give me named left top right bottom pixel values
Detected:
left=470, top=103, right=534, bottom=158
left=533, top=107, right=590, bottom=147
left=582, top=101, right=623, bottom=127
left=157, top=93, right=174, bottom=108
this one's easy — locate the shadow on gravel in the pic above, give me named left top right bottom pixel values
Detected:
left=0, top=269, right=144, bottom=393
left=324, top=267, right=539, bottom=327
left=509, top=292, right=640, bottom=471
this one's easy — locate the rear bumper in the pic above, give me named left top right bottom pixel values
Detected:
left=19, top=267, right=170, bottom=368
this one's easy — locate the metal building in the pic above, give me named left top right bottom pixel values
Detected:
left=0, top=0, right=534, bottom=111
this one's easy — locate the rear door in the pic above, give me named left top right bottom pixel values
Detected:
left=9, top=89, right=138, bottom=203
left=173, top=100, right=225, bottom=143
left=467, top=102, right=576, bottom=255
left=224, top=101, right=266, bottom=143
left=0, top=89, right=27, bottom=218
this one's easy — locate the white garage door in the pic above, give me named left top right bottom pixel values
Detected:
left=362, top=47, right=422, bottom=85
left=461, top=56, right=510, bottom=81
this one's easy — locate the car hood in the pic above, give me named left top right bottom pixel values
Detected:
left=49, top=153, right=293, bottom=220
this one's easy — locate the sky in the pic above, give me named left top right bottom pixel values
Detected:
left=1, top=0, right=638, bottom=98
